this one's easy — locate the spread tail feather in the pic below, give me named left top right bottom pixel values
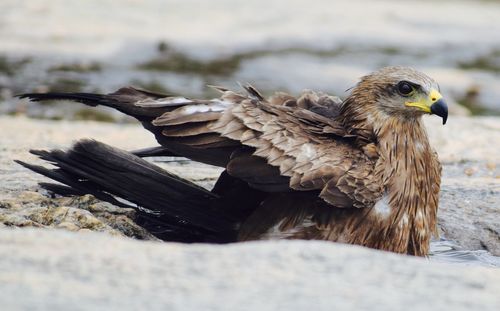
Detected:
left=15, top=140, right=238, bottom=242
left=16, top=92, right=111, bottom=107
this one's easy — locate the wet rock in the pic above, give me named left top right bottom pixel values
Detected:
left=0, top=191, right=156, bottom=240
left=438, top=186, right=499, bottom=256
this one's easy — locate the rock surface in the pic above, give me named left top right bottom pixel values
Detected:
left=0, top=192, right=157, bottom=240
left=1, top=115, right=498, bottom=256
left=0, top=228, right=499, bottom=311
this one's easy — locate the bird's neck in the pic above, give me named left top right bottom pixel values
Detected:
left=338, top=98, right=440, bottom=255
left=373, top=117, right=439, bottom=255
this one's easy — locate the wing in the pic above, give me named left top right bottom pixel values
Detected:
left=20, top=85, right=383, bottom=208
left=153, top=86, right=382, bottom=208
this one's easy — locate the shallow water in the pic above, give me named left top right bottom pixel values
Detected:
left=430, top=239, right=500, bottom=267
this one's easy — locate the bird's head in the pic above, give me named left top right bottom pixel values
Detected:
left=346, top=66, right=448, bottom=125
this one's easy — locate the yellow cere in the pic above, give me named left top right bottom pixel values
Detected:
left=405, top=89, right=443, bottom=113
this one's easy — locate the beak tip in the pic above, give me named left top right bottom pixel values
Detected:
left=430, top=99, right=448, bottom=126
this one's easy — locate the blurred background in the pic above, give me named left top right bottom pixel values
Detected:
left=1, top=0, right=499, bottom=121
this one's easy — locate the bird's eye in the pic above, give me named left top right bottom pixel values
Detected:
left=397, top=81, right=414, bottom=96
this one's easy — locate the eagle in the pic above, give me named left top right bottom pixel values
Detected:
left=17, top=66, right=448, bottom=256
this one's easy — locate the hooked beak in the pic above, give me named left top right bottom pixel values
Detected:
left=405, top=89, right=448, bottom=125
left=430, top=98, right=448, bottom=125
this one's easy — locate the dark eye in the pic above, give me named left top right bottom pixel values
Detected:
left=397, top=81, right=414, bottom=96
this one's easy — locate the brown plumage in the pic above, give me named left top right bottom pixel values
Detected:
left=17, top=66, right=448, bottom=256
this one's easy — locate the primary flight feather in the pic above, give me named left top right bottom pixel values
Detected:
left=17, top=66, right=448, bottom=256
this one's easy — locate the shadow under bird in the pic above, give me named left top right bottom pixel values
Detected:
left=16, top=66, right=448, bottom=256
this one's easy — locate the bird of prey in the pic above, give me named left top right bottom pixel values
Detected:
left=17, top=66, right=448, bottom=256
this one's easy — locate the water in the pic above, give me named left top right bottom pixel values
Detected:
left=430, top=239, right=500, bottom=267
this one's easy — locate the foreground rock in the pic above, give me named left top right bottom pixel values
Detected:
left=0, top=116, right=499, bottom=255
left=0, top=228, right=499, bottom=311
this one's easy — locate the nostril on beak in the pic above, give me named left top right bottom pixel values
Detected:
left=431, top=97, right=436, bottom=101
